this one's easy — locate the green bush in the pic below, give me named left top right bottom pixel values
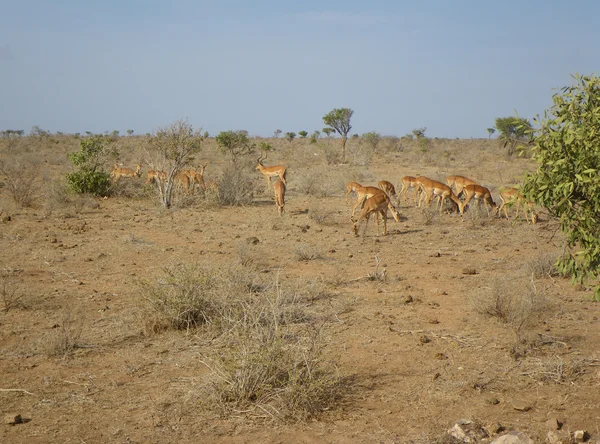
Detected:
left=66, top=135, right=112, bottom=196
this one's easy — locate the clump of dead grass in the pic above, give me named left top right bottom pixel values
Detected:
left=1, top=267, right=24, bottom=312
left=469, top=276, right=553, bottom=358
left=294, top=243, right=324, bottom=261
left=526, top=252, right=560, bottom=278
left=140, top=263, right=344, bottom=422
left=0, top=159, right=41, bottom=207
left=46, top=308, right=86, bottom=357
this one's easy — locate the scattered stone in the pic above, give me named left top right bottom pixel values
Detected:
left=545, top=418, right=562, bottom=430
left=447, top=419, right=489, bottom=442
left=511, top=401, right=532, bottom=412
left=435, top=352, right=447, bottom=360
left=246, top=236, right=259, bottom=245
left=432, top=372, right=441, bottom=381
left=547, top=430, right=571, bottom=444
left=419, top=335, right=430, bottom=344
left=485, top=422, right=503, bottom=435
left=403, top=295, right=413, bottom=304
left=430, top=251, right=441, bottom=257
left=5, top=414, right=23, bottom=425
left=487, top=397, right=500, bottom=405
left=573, top=430, right=589, bottom=443
left=1, top=214, right=11, bottom=222
left=462, top=267, right=478, bottom=275
left=491, top=431, right=534, bottom=444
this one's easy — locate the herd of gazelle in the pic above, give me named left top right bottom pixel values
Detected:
left=346, top=174, right=538, bottom=237
left=110, top=160, right=217, bottom=193
left=111, top=158, right=537, bottom=235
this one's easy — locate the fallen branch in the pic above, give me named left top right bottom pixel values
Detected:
left=0, top=388, right=34, bottom=395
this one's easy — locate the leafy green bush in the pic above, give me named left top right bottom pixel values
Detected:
left=66, top=135, right=112, bottom=196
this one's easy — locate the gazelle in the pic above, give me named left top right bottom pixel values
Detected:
left=182, top=163, right=207, bottom=189
left=417, top=176, right=464, bottom=214
left=399, top=176, right=420, bottom=206
left=446, top=175, right=479, bottom=197
left=351, top=185, right=387, bottom=218
left=497, top=187, right=538, bottom=224
left=145, top=170, right=190, bottom=193
left=346, top=181, right=363, bottom=203
left=145, top=169, right=167, bottom=185
left=377, top=180, right=397, bottom=202
left=256, top=153, right=287, bottom=192
left=352, top=192, right=402, bottom=237
left=111, top=161, right=142, bottom=182
left=273, top=180, right=285, bottom=216
left=462, top=184, right=497, bottom=216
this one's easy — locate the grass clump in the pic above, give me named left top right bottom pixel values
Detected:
left=141, top=263, right=344, bottom=422
left=294, top=243, right=324, bottom=261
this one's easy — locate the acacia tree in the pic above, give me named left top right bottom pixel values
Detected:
left=215, top=130, right=255, bottom=165
left=522, top=73, right=600, bottom=300
left=487, top=127, right=496, bottom=138
left=145, top=120, right=205, bottom=208
left=298, top=130, right=308, bottom=139
left=495, top=116, right=532, bottom=155
left=323, top=108, right=353, bottom=162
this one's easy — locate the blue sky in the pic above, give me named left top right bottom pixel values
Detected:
left=1, top=0, right=598, bottom=138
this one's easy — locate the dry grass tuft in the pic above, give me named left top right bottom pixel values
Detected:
left=294, top=243, right=324, bottom=261
left=46, top=308, right=86, bottom=357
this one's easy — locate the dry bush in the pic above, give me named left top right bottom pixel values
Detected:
left=526, top=252, right=560, bottom=278
left=296, top=166, right=369, bottom=198
left=217, top=163, right=256, bottom=206
left=295, top=243, right=324, bottom=261
left=420, top=207, right=440, bottom=226
left=43, top=180, right=100, bottom=216
left=139, top=263, right=256, bottom=333
left=0, top=159, right=41, bottom=207
left=520, top=356, right=589, bottom=383
left=308, top=204, right=331, bottom=225
left=346, top=142, right=373, bottom=166
left=469, top=276, right=553, bottom=356
left=109, top=177, right=150, bottom=199
left=1, top=268, right=23, bottom=312
left=46, top=308, right=85, bottom=357
left=141, top=262, right=344, bottom=422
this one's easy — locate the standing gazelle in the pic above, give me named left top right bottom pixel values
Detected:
left=273, top=180, right=285, bottom=216
left=256, top=153, right=287, bottom=192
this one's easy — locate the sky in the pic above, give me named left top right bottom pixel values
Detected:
left=1, top=0, right=598, bottom=139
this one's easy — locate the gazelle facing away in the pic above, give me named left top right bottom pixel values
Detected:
left=462, top=184, right=496, bottom=216
left=273, top=180, right=285, bottom=216
left=399, top=176, right=420, bottom=206
left=352, top=192, right=402, bottom=237
left=111, top=161, right=142, bottom=182
left=256, top=153, right=287, bottom=192
left=497, top=187, right=538, bottom=224
left=377, top=180, right=397, bottom=202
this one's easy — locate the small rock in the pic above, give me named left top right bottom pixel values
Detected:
left=547, top=430, right=570, bottom=444
left=545, top=418, right=562, bottom=430
left=487, top=397, right=500, bottom=405
left=432, top=372, right=441, bottom=381
left=435, top=352, right=447, bottom=360
left=573, top=430, right=589, bottom=443
left=403, top=295, right=413, bottom=304
left=511, top=401, right=532, bottom=412
left=491, top=431, right=534, bottom=444
left=5, top=414, right=23, bottom=425
left=462, top=267, right=477, bottom=275
left=486, top=422, right=503, bottom=434
left=246, top=236, right=259, bottom=245
left=448, top=420, right=489, bottom=442
left=419, top=335, right=430, bottom=344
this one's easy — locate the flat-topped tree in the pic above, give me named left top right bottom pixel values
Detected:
left=323, top=108, right=353, bottom=162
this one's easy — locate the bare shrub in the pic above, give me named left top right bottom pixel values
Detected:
left=141, top=263, right=345, bottom=422
left=521, top=356, right=588, bottom=383
left=1, top=268, right=23, bottom=312
left=46, top=308, right=85, bottom=357
left=296, top=166, right=368, bottom=198
left=527, top=253, right=560, bottom=278
left=43, top=180, right=100, bottom=216
left=420, top=207, right=439, bottom=226
left=347, top=142, right=373, bottom=167
left=109, top=177, right=150, bottom=199
left=295, top=243, right=324, bottom=261
left=218, top=163, right=256, bottom=206
left=0, top=159, right=41, bottom=207
left=469, top=276, right=552, bottom=356
left=308, top=204, right=330, bottom=225
left=139, top=263, right=254, bottom=333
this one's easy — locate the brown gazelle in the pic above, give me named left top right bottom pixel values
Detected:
left=462, top=184, right=496, bottom=216
left=351, top=185, right=388, bottom=218
left=446, top=175, right=479, bottom=197
left=273, top=180, right=285, bottom=216
left=256, top=153, right=287, bottom=192
left=111, top=161, right=142, bottom=182
left=417, top=176, right=464, bottom=214
left=346, top=181, right=363, bottom=203
left=378, top=180, right=397, bottom=201
left=497, top=187, right=538, bottom=224
left=352, top=192, right=401, bottom=237
left=182, top=163, right=207, bottom=189
left=145, top=169, right=167, bottom=185
left=399, top=176, right=420, bottom=206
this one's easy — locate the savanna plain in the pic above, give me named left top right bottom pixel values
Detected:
left=1, top=134, right=600, bottom=443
